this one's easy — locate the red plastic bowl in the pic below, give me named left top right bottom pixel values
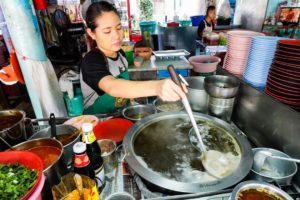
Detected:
left=93, top=118, right=134, bottom=143
left=0, top=151, right=43, bottom=200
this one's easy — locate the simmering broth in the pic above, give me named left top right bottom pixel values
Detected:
left=27, top=146, right=61, bottom=169
left=134, top=117, right=241, bottom=183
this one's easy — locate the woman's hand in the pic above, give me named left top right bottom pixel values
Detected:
left=156, top=79, right=187, bottom=101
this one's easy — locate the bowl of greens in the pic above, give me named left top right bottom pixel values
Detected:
left=0, top=151, right=43, bottom=200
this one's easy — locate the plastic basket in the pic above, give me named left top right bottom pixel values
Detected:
left=179, top=20, right=191, bottom=27
left=139, top=21, right=156, bottom=34
left=190, top=15, right=205, bottom=26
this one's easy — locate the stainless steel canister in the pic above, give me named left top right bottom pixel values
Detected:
left=97, top=139, right=118, bottom=176
left=208, top=96, right=235, bottom=122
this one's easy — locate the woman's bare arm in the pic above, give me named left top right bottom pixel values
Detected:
left=99, top=75, right=186, bottom=101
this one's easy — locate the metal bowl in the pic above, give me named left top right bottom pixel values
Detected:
left=204, top=75, right=240, bottom=98
left=251, top=148, right=298, bottom=185
left=153, top=98, right=183, bottom=112
left=230, top=180, right=293, bottom=200
left=185, top=76, right=209, bottom=112
left=0, top=109, right=26, bottom=148
left=122, top=104, right=156, bottom=122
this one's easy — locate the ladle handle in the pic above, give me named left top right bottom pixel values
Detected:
left=271, top=156, right=300, bottom=163
left=167, top=65, right=184, bottom=92
left=49, top=113, right=56, bottom=139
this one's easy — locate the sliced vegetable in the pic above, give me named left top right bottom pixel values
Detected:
left=0, top=163, right=38, bottom=200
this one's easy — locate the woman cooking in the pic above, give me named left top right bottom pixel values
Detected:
left=197, top=5, right=216, bottom=40
left=81, top=2, right=186, bottom=114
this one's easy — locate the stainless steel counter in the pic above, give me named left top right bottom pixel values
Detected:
left=218, top=67, right=300, bottom=187
left=128, top=56, right=192, bottom=72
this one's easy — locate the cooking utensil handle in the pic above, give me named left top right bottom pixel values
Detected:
left=49, top=113, right=57, bottom=139
left=271, top=156, right=300, bottom=163
left=167, top=65, right=184, bottom=91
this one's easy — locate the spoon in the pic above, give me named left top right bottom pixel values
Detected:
left=73, top=173, right=84, bottom=199
left=253, top=150, right=300, bottom=172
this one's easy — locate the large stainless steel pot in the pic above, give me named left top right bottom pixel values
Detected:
left=0, top=110, right=26, bottom=148
left=29, top=124, right=80, bottom=167
left=123, top=112, right=253, bottom=193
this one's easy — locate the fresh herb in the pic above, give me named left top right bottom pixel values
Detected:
left=0, top=163, right=38, bottom=200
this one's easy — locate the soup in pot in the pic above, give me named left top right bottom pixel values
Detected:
left=27, top=146, right=61, bottom=169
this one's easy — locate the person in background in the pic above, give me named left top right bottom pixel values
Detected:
left=80, top=2, right=186, bottom=114
left=197, top=5, right=216, bottom=40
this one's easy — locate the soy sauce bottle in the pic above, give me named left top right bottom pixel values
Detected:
left=82, top=123, right=105, bottom=191
left=73, top=142, right=95, bottom=179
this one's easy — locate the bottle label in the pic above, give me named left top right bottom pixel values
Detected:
left=74, top=153, right=90, bottom=167
left=83, top=131, right=97, bottom=144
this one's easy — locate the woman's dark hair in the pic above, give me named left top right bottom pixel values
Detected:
left=86, top=1, right=120, bottom=31
left=206, top=5, right=216, bottom=15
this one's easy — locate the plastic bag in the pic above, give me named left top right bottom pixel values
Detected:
left=216, top=0, right=231, bottom=19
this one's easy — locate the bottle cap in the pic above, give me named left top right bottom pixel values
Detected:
left=82, top=123, right=93, bottom=133
left=73, top=142, right=87, bottom=154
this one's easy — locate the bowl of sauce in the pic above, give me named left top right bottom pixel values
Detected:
left=27, top=146, right=61, bottom=170
left=230, top=180, right=293, bottom=200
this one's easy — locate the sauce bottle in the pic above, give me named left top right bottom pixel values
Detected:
left=73, top=142, right=95, bottom=179
left=82, top=123, right=105, bottom=191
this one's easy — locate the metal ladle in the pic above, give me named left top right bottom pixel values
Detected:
left=168, top=65, right=230, bottom=179
left=253, top=150, right=300, bottom=172
left=167, top=65, right=206, bottom=154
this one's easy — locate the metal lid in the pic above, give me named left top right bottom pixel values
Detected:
left=73, top=142, right=86, bottom=154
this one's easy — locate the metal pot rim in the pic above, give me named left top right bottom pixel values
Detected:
left=30, top=124, right=81, bottom=148
left=230, top=180, right=293, bottom=200
left=123, top=111, right=253, bottom=193
left=0, top=109, right=25, bottom=133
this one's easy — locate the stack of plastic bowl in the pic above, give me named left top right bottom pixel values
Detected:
left=265, top=40, right=300, bottom=111
left=243, top=36, right=282, bottom=90
left=224, top=30, right=264, bottom=76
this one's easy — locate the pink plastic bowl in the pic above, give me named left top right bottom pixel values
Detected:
left=189, top=55, right=221, bottom=73
left=28, top=174, right=45, bottom=200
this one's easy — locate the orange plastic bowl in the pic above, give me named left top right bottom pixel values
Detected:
left=93, top=118, right=134, bottom=143
left=0, top=151, right=43, bottom=200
